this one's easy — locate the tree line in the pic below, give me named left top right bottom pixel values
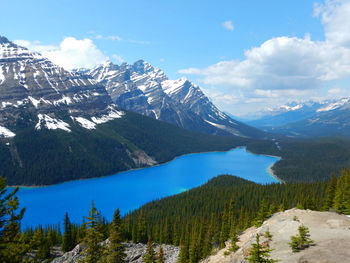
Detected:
left=1, top=170, right=349, bottom=262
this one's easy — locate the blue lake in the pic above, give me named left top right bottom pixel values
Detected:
left=16, top=147, right=279, bottom=228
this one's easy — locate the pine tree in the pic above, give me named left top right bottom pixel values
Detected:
left=62, top=212, right=74, bottom=252
left=105, top=209, right=126, bottom=263
left=157, top=246, right=165, bottom=263
left=189, top=220, right=200, bottom=263
left=246, top=234, right=278, bottom=263
left=137, top=212, right=148, bottom=243
left=162, top=216, right=171, bottom=244
left=36, top=235, right=51, bottom=260
left=177, top=239, right=190, bottom=263
left=254, top=200, right=268, bottom=227
left=219, top=203, right=230, bottom=248
left=80, top=201, right=105, bottom=263
left=202, top=217, right=213, bottom=258
left=143, top=238, right=156, bottom=263
left=229, top=230, right=239, bottom=253
left=289, top=225, right=314, bottom=252
left=0, top=176, right=27, bottom=263
left=334, top=169, right=350, bottom=214
left=264, top=228, right=272, bottom=242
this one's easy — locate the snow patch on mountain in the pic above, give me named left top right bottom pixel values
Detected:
left=317, top=98, right=350, bottom=112
left=0, top=125, right=15, bottom=138
left=280, top=104, right=303, bottom=111
left=91, top=107, right=124, bottom=124
left=0, top=66, right=4, bottom=84
left=35, top=114, right=71, bottom=132
left=162, top=77, right=188, bottom=95
left=28, top=96, right=52, bottom=108
left=71, top=117, right=96, bottom=130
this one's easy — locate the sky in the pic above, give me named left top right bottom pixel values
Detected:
left=1, top=0, right=350, bottom=116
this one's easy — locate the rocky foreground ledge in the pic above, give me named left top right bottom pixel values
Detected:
left=51, top=242, right=179, bottom=263
left=51, top=209, right=350, bottom=263
left=204, top=208, right=350, bottom=263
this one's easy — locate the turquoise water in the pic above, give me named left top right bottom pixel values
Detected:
left=16, top=147, right=279, bottom=228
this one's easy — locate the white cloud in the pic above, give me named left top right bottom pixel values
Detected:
left=106, top=35, right=123, bottom=41
left=15, top=37, right=108, bottom=70
left=179, top=0, right=350, bottom=113
left=315, top=0, right=350, bottom=47
left=180, top=36, right=350, bottom=90
left=222, top=20, right=234, bottom=31
left=328, top=88, right=342, bottom=94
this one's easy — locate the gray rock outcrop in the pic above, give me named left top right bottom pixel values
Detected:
left=202, top=208, right=350, bottom=263
left=51, top=242, right=179, bottom=263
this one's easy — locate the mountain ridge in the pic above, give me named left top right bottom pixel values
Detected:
left=87, top=59, right=266, bottom=138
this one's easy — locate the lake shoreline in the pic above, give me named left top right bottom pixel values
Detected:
left=244, top=148, right=283, bottom=183
left=10, top=145, right=249, bottom=188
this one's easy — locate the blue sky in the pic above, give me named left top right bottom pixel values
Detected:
left=1, top=0, right=350, bottom=115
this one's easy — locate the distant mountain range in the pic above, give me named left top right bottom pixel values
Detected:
left=247, top=99, right=350, bottom=137
left=0, top=35, right=257, bottom=185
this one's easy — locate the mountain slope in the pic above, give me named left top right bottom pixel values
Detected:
left=88, top=60, right=265, bottom=138
left=248, top=99, right=350, bottom=137
left=0, top=36, right=248, bottom=185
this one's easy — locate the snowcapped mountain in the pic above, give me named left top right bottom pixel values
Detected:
left=246, top=101, right=326, bottom=129
left=0, top=35, right=250, bottom=186
left=0, top=36, right=123, bottom=137
left=88, top=60, right=265, bottom=138
left=248, top=98, right=350, bottom=137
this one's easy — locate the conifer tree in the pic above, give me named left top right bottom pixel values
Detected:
left=229, top=230, right=239, bottom=253
left=0, top=176, right=27, bottom=263
left=264, top=228, right=272, bottom=242
left=132, top=224, right=137, bottom=243
left=189, top=220, right=201, bottom=263
left=289, top=225, right=314, bottom=252
left=172, top=220, right=179, bottom=246
left=36, top=235, right=51, bottom=260
left=202, top=217, right=214, bottom=258
left=254, top=200, right=268, bottom=227
left=62, top=212, right=74, bottom=252
left=178, top=236, right=189, bottom=263
left=105, top=209, right=126, bottom=263
left=143, top=238, right=156, bottom=263
left=157, top=246, right=165, bottom=263
left=219, top=203, right=230, bottom=248
left=246, top=234, right=278, bottom=263
left=334, top=169, right=350, bottom=214
left=137, top=212, right=148, bottom=243
left=80, top=201, right=105, bottom=263
left=161, top=216, right=171, bottom=244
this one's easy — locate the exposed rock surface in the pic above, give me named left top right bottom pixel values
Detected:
left=203, top=209, right=350, bottom=263
left=51, top=242, right=179, bottom=263
left=88, top=60, right=265, bottom=138
left=0, top=35, right=123, bottom=135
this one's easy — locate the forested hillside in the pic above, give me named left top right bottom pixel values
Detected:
left=0, top=110, right=247, bottom=186
left=2, top=169, right=350, bottom=262
left=247, top=137, right=350, bottom=182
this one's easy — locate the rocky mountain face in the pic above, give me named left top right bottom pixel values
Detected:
left=88, top=60, right=265, bottom=138
left=203, top=208, right=350, bottom=263
left=0, top=36, right=123, bottom=137
left=247, top=99, right=350, bottom=137
left=0, top=36, right=246, bottom=186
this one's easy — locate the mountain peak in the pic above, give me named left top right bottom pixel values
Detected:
left=103, top=60, right=114, bottom=67
left=0, top=36, right=12, bottom=44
